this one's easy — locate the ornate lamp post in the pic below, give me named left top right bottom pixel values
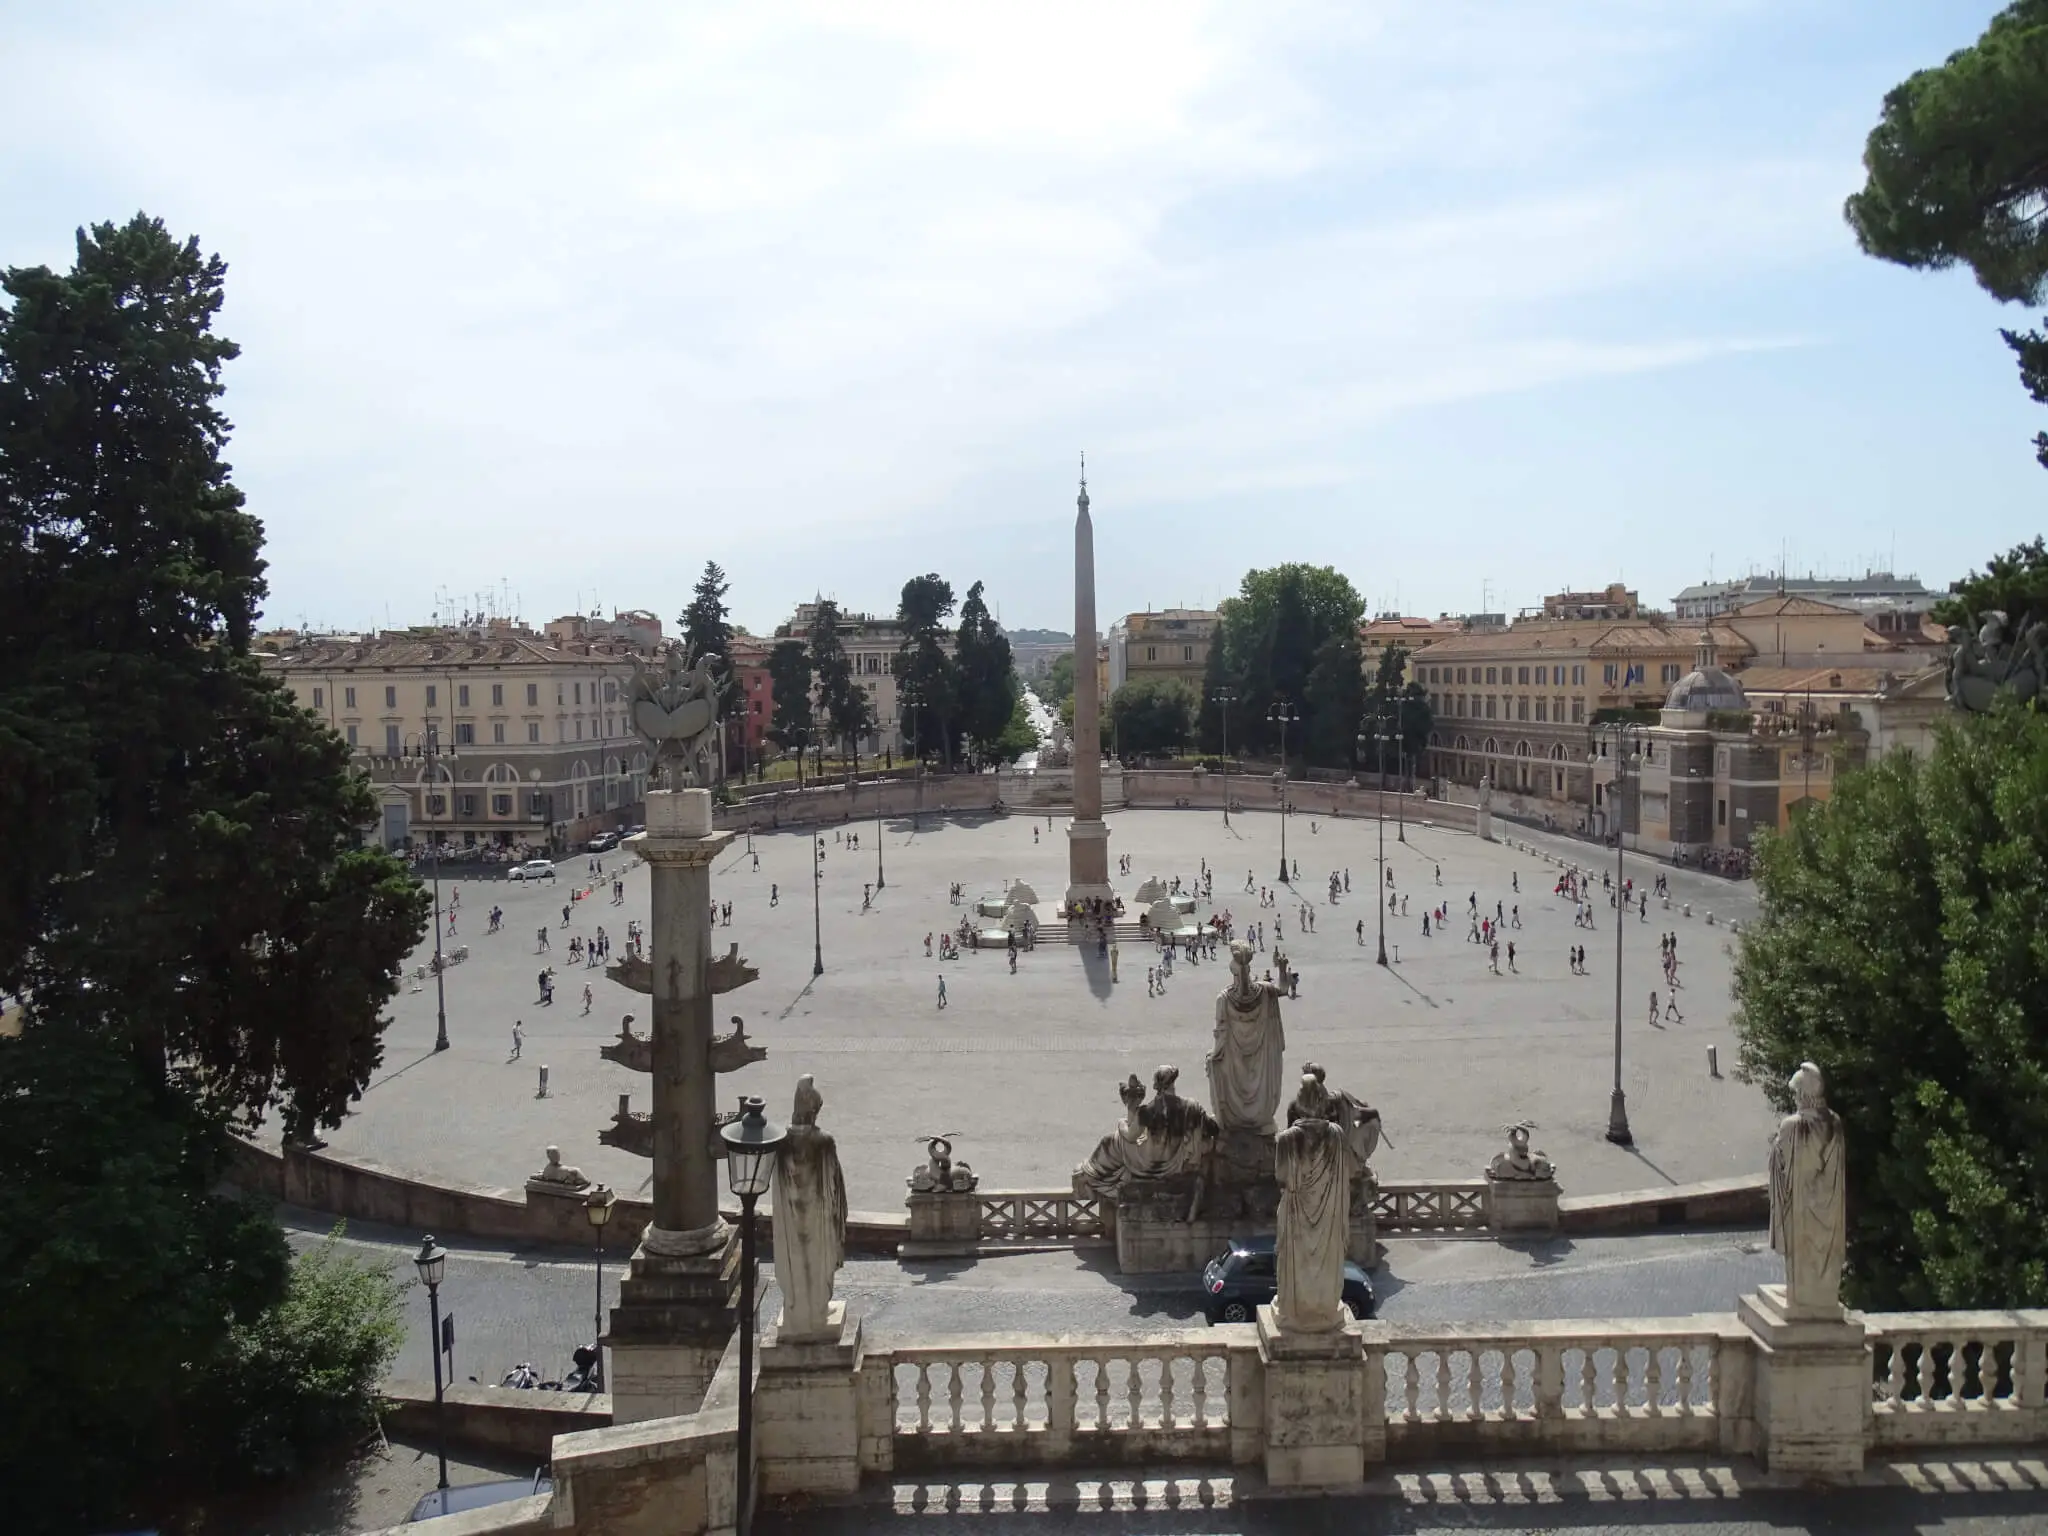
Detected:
left=1269, top=699, right=1298, bottom=882
left=720, top=1096, right=787, bottom=1536
left=1391, top=695, right=1409, bottom=844
left=413, top=1235, right=450, bottom=1491
left=1215, top=689, right=1237, bottom=827
left=404, top=729, right=457, bottom=1052
left=1586, top=720, right=1647, bottom=1147
left=584, top=1185, right=614, bottom=1390
left=874, top=760, right=885, bottom=893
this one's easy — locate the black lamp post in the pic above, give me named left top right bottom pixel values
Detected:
left=811, top=834, right=825, bottom=977
left=720, top=1096, right=787, bottom=1536
left=1215, top=689, right=1236, bottom=827
left=1587, top=721, right=1646, bottom=1147
left=874, top=763, right=885, bottom=893
left=1269, top=700, right=1298, bottom=882
left=1392, top=697, right=1409, bottom=844
left=584, top=1185, right=614, bottom=1390
left=1359, top=720, right=1389, bottom=967
left=413, top=1235, right=450, bottom=1491
left=404, top=730, right=457, bottom=1052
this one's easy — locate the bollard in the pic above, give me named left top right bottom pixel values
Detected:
left=1708, top=1044, right=1720, bottom=1078
left=1662, top=895, right=1670, bottom=910
left=538, top=1064, right=551, bottom=1099
left=1392, top=945, right=1400, bottom=964
left=1683, top=903, right=1692, bottom=918
left=1706, top=911, right=1716, bottom=925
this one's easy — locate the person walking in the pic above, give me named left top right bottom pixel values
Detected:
left=936, top=974, right=948, bottom=1010
left=537, top=926, right=550, bottom=952
left=1507, top=941, right=1516, bottom=972
left=511, top=1020, right=524, bottom=1061
left=1488, top=939, right=1501, bottom=975
left=1648, top=991, right=1661, bottom=1027
left=582, top=984, right=593, bottom=1015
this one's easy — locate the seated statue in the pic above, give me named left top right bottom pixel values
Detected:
left=1293, top=1061, right=1382, bottom=1168
left=1074, top=1066, right=1220, bottom=1218
left=1488, top=1122, right=1555, bottom=1181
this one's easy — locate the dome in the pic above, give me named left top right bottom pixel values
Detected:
left=1665, top=666, right=1746, bottom=712
left=1665, top=627, right=1745, bottom=711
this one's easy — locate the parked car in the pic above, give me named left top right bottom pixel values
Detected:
left=624, top=823, right=646, bottom=838
left=1200, top=1235, right=1375, bottom=1324
left=407, top=1472, right=552, bottom=1522
left=587, top=831, right=619, bottom=853
left=508, top=858, right=556, bottom=881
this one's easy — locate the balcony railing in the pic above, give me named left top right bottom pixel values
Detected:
left=1865, top=1310, right=2048, bottom=1449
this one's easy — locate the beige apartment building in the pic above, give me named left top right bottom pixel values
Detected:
left=776, top=602, right=959, bottom=758
left=1107, top=609, right=1216, bottom=696
left=1415, top=594, right=1887, bottom=801
left=261, top=625, right=651, bottom=852
left=1359, top=614, right=1466, bottom=685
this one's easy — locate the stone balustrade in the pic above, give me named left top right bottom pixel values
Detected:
left=1866, top=1310, right=2048, bottom=1449
left=861, top=1331, right=1249, bottom=1472
left=1372, top=1180, right=1492, bottom=1232
left=975, top=1190, right=1108, bottom=1245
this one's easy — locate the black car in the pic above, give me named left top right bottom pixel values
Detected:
left=1200, top=1236, right=1376, bottom=1324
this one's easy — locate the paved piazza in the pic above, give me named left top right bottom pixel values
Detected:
left=315, top=807, right=1771, bottom=1214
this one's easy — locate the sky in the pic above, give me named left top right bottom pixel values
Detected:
left=2, top=1, right=2041, bottom=636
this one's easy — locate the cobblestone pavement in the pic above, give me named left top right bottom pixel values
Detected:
left=302, top=808, right=1768, bottom=1215
left=285, top=1207, right=1781, bottom=1388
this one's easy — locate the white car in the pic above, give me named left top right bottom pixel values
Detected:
left=509, top=859, right=556, bottom=881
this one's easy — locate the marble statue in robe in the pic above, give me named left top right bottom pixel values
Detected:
left=1208, top=941, right=1287, bottom=1133
left=1076, top=1074, right=1151, bottom=1195
left=1768, top=1060, right=1845, bottom=1316
left=773, top=1074, right=848, bottom=1341
left=1273, top=1074, right=1361, bottom=1333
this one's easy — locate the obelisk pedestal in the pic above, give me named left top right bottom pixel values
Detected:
left=607, top=787, right=740, bottom=1422
left=1065, top=462, right=1116, bottom=908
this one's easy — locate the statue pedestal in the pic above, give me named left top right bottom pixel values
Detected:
left=1064, top=817, right=1114, bottom=907
left=606, top=1228, right=740, bottom=1423
left=1256, top=1306, right=1369, bottom=1488
left=1112, top=1149, right=1376, bottom=1274
left=757, top=1303, right=863, bottom=1497
left=1486, top=1176, right=1561, bottom=1235
left=900, top=1189, right=983, bottom=1258
left=1737, top=1285, right=1868, bottom=1477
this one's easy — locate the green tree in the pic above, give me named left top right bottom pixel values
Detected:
left=953, top=580, right=1017, bottom=767
left=1845, top=1, right=2048, bottom=468
left=1361, top=644, right=1434, bottom=779
left=1109, top=676, right=1199, bottom=757
left=993, top=693, right=1040, bottom=763
left=1201, top=565, right=1367, bottom=762
left=893, top=574, right=958, bottom=766
left=1042, top=650, right=1076, bottom=710
left=1303, top=629, right=1367, bottom=768
left=1733, top=703, right=2048, bottom=1309
left=680, top=559, right=734, bottom=670
left=766, top=638, right=814, bottom=789
left=809, top=599, right=870, bottom=779
left=0, top=215, right=427, bottom=1529
left=1935, top=536, right=2048, bottom=634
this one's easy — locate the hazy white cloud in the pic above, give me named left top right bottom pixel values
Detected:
left=0, top=0, right=2016, bottom=631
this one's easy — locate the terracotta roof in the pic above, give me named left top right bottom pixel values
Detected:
left=263, top=635, right=627, bottom=670
left=1418, top=621, right=1751, bottom=659
left=1729, top=595, right=1859, bottom=618
left=1735, top=661, right=1943, bottom=696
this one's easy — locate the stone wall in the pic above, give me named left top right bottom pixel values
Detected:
left=715, top=774, right=1002, bottom=831
left=383, top=1379, right=611, bottom=1458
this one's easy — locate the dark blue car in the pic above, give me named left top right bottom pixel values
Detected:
left=1200, top=1235, right=1376, bottom=1324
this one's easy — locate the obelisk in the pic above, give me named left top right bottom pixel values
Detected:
left=1066, top=457, right=1115, bottom=906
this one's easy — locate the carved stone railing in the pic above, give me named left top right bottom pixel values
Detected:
left=1865, top=1310, right=2048, bottom=1449
left=860, top=1331, right=1253, bottom=1471
left=976, top=1190, right=1107, bottom=1245
left=1371, top=1180, right=1491, bottom=1231
left=1379, top=1316, right=1748, bottom=1458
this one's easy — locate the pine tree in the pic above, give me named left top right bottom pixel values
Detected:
left=954, top=581, right=1019, bottom=766
left=809, top=599, right=870, bottom=779
left=766, top=638, right=814, bottom=788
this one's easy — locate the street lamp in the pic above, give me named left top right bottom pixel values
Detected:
left=1359, top=721, right=1390, bottom=966
left=1586, top=721, right=1646, bottom=1148
left=720, top=1096, right=787, bottom=1536
left=584, top=1185, right=614, bottom=1391
left=904, top=687, right=924, bottom=833
left=874, top=760, right=885, bottom=893
left=1215, top=689, right=1237, bottom=827
left=811, top=833, right=825, bottom=977
left=1269, top=699, right=1299, bottom=882
left=413, top=1235, right=450, bottom=1491
left=1390, top=695, right=1409, bottom=845
left=404, top=730, right=457, bottom=1052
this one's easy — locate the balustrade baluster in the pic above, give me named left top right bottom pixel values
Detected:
left=916, top=1363, right=934, bottom=1433
left=947, top=1362, right=965, bottom=1432
left=1049, top=1356, right=1078, bottom=1445
left=1675, top=1344, right=1695, bottom=1412
left=1648, top=1346, right=1668, bottom=1414
left=1917, top=1338, right=1935, bottom=1405
left=1187, top=1356, right=1208, bottom=1429
left=981, top=1361, right=998, bottom=1431
left=1432, top=1351, right=1450, bottom=1422
left=1094, top=1357, right=1113, bottom=1431
left=1581, top=1349, right=1599, bottom=1412
left=1536, top=1344, right=1565, bottom=1421
left=1011, top=1358, right=1030, bottom=1432
left=1460, top=1351, right=1479, bottom=1420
